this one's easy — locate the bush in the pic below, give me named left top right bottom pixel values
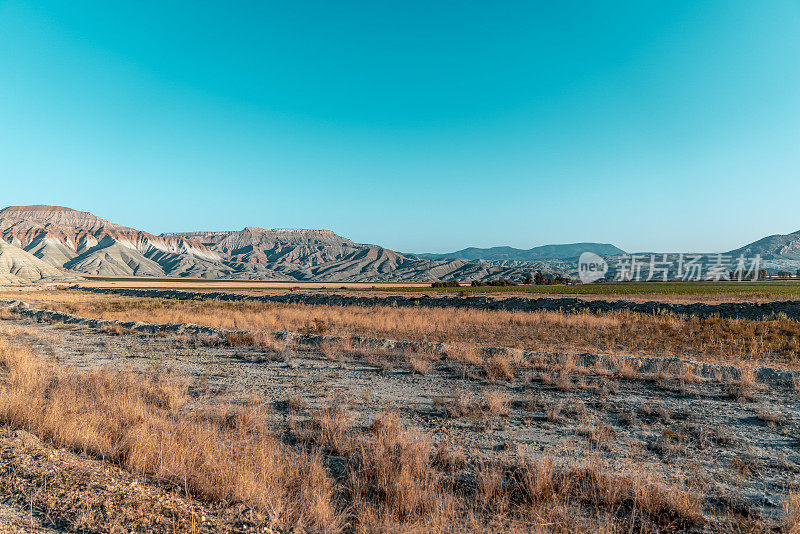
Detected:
left=486, top=279, right=516, bottom=287
left=431, top=281, right=461, bottom=288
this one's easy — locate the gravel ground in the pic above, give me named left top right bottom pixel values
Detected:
left=1, top=305, right=798, bottom=530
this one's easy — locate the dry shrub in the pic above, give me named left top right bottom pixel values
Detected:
left=611, top=355, right=637, bottom=380
left=286, top=394, right=309, bottom=412
left=546, top=400, right=564, bottom=423
left=726, top=365, right=761, bottom=401
left=447, top=345, right=482, bottom=366
left=555, top=370, right=575, bottom=391
left=295, top=405, right=354, bottom=456
left=319, top=338, right=346, bottom=360
left=442, top=390, right=471, bottom=419
left=98, top=322, right=134, bottom=336
left=577, top=458, right=704, bottom=529
left=224, top=331, right=276, bottom=349
left=432, top=441, right=466, bottom=472
left=480, top=454, right=704, bottom=531
left=0, top=339, right=341, bottom=531
left=484, top=354, right=514, bottom=381
left=480, top=389, right=509, bottom=416
left=784, top=491, right=800, bottom=533
left=577, top=419, right=616, bottom=449
left=350, top=413, right=457, bottom=530
left=408, top=354, right=431, bottom=375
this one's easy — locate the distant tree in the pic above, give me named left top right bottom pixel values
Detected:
left=534, top=271, right=546, bottom=285
left=431, top=281, right=460, bottom=288
left=796, top=269, right=800, bottom=279
left=523, top=273, right=534, bottom=285
left=482, top=279, right=516, bottom=286
left=778, top=270, right=790, bottom=279
left=758, top=269, right=769, bottom=280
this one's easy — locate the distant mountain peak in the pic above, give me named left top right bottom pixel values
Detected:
left=413, top=242, right=626, bottom=262
left=1, top=204, right=77, bottom=213
left=0, top=205, right=128, bottom=232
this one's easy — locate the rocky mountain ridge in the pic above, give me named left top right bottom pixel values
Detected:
left=4, top=205, right=798, bottom=282
left=413, top=242, right=626, bottom=262
left=0, top=206, right=556, bottom=282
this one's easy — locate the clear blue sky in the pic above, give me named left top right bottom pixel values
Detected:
left=2, top=1, right=799, bottom=253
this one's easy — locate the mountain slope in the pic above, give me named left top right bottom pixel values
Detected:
left=413, top=242, right=625, bottom=262
left=0, top=206, right=222, bottom=277
left=728, top=231, right=800, bottom=261
left=0, top=241, right=78, bottom=284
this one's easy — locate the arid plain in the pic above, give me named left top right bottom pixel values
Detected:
left=0, top=284, right=798, bottom=533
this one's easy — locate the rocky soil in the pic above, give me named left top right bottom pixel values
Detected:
left=0, top=300, right=798, bottom=531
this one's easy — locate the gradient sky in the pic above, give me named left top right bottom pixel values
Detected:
left=2, top=1, right=799, bottom=253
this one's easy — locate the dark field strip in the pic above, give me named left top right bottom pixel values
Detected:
left=77, top=287, right=800, bottom=321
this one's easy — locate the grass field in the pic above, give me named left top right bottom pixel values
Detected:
left=76, top=276, right=428, bottom=290
left=367, top=281, right=800, bottom=297
left=10, top=290, right=800, bottom=367
left=72, top=276, right=800, bottom=299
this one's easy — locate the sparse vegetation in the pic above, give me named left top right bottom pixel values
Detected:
left=374, top=280, right=800, bottom=297
left=1, top=288, right=798, bottom=531
left=13, top=290, right=800, bottom=366
left=0, top=337, right=718, bottom=532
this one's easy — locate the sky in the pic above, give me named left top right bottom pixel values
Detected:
left=1, top=1, right=799, bottom=253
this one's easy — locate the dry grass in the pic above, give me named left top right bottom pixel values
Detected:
left=754, top=407, right=787, bottom=427
left=0, top=338, right=341, bottom=531
left=785, top=492, right=800, bottom=533
left=12, top=290, right=800, bottom=367
left=297, top=409, right=706, bottom=532
left=481, top=389, right=510, bottom=416
left=484, top=353, right=515, bottom=380
left=725, top=366, right=763, bottom=401
left=0, top=333, right=760, bottom=531
left=408, top=354, right=431, bottom=375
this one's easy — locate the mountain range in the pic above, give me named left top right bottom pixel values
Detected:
left=1, top=204, right=799, bottom=283
left=412, top=243, right=625, bottom=262
left=0, top=205, right=569, bottom=282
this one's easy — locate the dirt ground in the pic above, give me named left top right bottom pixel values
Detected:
left=1, top=302, right=798, bottom=531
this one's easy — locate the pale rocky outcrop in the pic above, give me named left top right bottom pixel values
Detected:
left=0, top=241, right=78, bottom=284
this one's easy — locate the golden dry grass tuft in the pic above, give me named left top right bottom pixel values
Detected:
left=483, top=353, right=514, bottom=380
